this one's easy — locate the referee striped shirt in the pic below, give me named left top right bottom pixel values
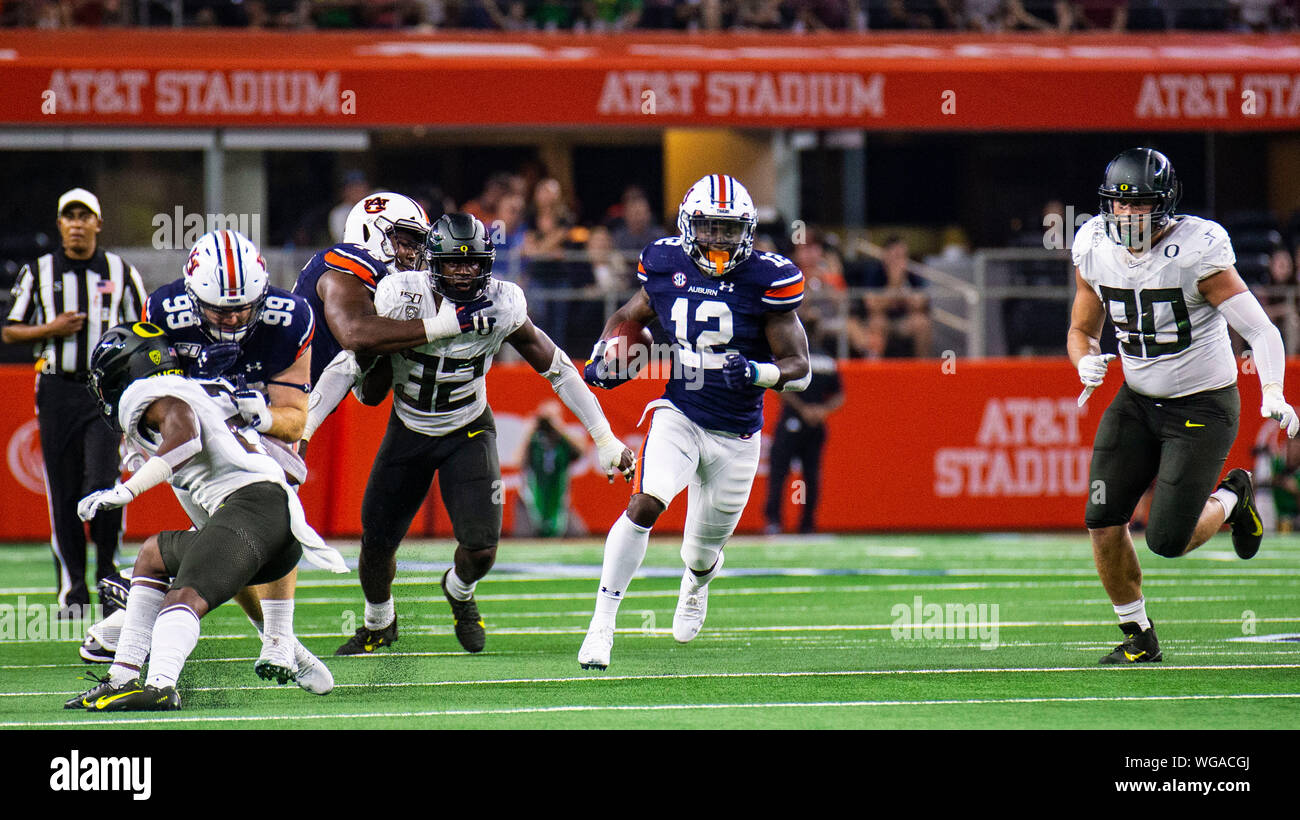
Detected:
left=5, top=248, right=147, bottom=376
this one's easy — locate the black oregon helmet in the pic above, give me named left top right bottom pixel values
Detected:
left=88, top=322, right=183, bottom=430
left=1098, top=148, right=1182, bottom=248
left=424, top=213, right=495, bottom=302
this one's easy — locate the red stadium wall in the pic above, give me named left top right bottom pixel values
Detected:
left=0, top=359, right=1286, bottom=541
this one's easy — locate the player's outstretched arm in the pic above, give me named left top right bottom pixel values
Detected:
left=1203, top=266, right=1300, bottom=437
left=317, top=270, right=461, bottom=356
left=76, top=397, right=202, bottom=521
left=509, top=318, right=637, bottom=483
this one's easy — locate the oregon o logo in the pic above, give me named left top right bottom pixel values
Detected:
left=6, top=418, right=44, bottom=495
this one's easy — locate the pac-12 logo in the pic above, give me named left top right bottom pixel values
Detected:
left=364, top=196, right=389, bottom=214
left=673, top=272, right=687, bottom=288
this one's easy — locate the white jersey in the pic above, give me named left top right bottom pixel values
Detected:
left=1073, top=214, right=1238, bottom=399
left=117, top=375, right=345, bottom=572
left=374, top=273, right=528, bottom=437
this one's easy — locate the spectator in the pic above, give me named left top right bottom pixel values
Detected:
left=533, top=0, right=576, bottom=28
left=1258, top=245, right=1300, bottom=352
left=962, top=0, right=1008, bottom=29
left=734, top=0, right=786, bottom=27
left=790, top=228, right=849, bottom=350
left=514, top=401, right=586, bottom=537
left=1004, top=0, right=1072, bottom=29
left=611, top=190, right=665, bottom=256
left=462, top=171, right=515, bottom=224
left=587, top=225, right=633, bottom=293
left=1231, top=0, right=1285, bottom=30
left=491, top=191, right=529, bottom=285
left=329, top=170, right=372, bottom=243
left=849, top=235, right=932, bottom=358
left=580, top=0, right=643, bottom=30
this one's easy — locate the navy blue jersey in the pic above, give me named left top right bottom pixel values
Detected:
left=144, top=279, right=314, bottom=393
left=290, top=243, right=388, bottom=386
left=638, top=237, right=804, bottom=435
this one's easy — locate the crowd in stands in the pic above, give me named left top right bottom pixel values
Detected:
left=5, top=0, right=1299, bottom=31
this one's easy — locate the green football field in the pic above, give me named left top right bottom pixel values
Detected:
left=2, top=532, right=1299, bottom=730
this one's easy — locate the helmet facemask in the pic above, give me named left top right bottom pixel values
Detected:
left=186, top=282, right=266, bottom=345
left=684, top=214, right=755, bottom=277
left=88, top=323, right=183, bottom=431
left=429, top=256, right=492, bottom=303
left=424, top=213, right=495, bottom=302
left=374, top=219, right=430, bottom=273
left=1098, top=148, right=1181, bottom=252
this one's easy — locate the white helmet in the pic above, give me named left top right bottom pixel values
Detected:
left=342, top=192, right=431, bottom=272
left=677, top=174, right=758, bottom=277
left=183, top=229, right=269, bottom=344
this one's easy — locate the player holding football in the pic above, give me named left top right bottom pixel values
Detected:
left=82, top=230, right=332, bottom=693
left=322, top=213, right=634, bottom=656
left=1069, top=147, right=1299, bottom=663
left=66, top=322, right=346, bottom=711
left=577, top=174, right=811, bottom=670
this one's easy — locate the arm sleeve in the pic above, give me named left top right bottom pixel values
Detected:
left=303, top=349, right=362, bottom=441
left=543, top=347, right=613, bottom=442
left=1219, top=290, right=1285, bottom=388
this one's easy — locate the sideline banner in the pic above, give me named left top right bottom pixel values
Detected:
left=1, top=32, right=1298, bottom=130
left=0, top=359, right=1283, bottom=540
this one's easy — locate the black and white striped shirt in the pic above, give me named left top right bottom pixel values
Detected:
left=5, top=248, right=147, bottom=376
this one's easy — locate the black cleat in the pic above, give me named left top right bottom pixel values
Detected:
left=91, top=683, right=181, bottom=712
left=1219, top=468, right=1263, bottom=559
left=334, top=619, right=398, bottom=656
left=1099, top=621, right=1163, bottom=664
left=78, top=634, right=116, bottom=664
left=64, top=672, right=118, bottom=709
left=442, top=569, right=486, bottom=653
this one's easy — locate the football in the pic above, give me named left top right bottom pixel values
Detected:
left=603, top=320, right=655, bottom=379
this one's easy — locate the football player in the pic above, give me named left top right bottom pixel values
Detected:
left=66, top=322, right=346, bottom=711
left=329, top=213, right=635, bottom=656
left=577, top=174, right=811, bottom=670
left=1069, top=147, right=1300, bottom=663
left=82, top=231, right=332, bottom=693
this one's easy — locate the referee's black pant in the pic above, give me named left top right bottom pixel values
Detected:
left=764, top=416, right=827, bottom=534
left=36, top=374, right=122, bottom=609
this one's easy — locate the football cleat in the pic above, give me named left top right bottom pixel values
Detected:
left=673, top=552, right=723, bottom=644
left=254, top=635, right=298, bottom=685
left=79, top=633, right=116, bottom=664
left=1219, top=468, right=1263, bottom=559
left=334, top=618, right=398, bottom=655
left=1099, top=621, right=1163, bottom=664
left=293, top=640, right=334, bottom=695
left=92, top=683, right=181, bottom=712
left=441, top=569, right=486, bottom=653
left=65, top=672, right=118, bottom=709
left=578, top=623, right=615, bottom=670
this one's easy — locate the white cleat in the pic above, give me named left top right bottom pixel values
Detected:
left=578, top=623, right=615, bottom=670
left=673, top=575, right=710, bottom=644
left=293, top=640, right=334, bottom=695
left=254, top=635, right=299, bottom=686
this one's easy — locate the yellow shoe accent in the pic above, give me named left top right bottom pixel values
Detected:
left=1123, top=650, right=1146, bottom=662
left=93, top=687, right=143, bottom=709
left=1185, top=420, right=1205, bottom=428
left=467, top=430, right=485, bottom=438
left=1250, top=509, right=1263, bottom=537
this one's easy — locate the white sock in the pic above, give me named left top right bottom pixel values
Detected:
left=1212, top=487, right=1239, bottom=518
left=109, top=578, right=167, bottom=685
left=260, top=599, right=295, bottom=643
left=685, top=551, right=723, bottom=589
left=91, top=607, right=127, bottom=649
left=444, top=568, right=476, bottom=602
left=145, top=603, right=200, bottom=689
left=246, top=614, right=265, bottom=636
left=1114, top=598, right=1151, bottom=632
left=364, top=598, right=395, bottom=630
left=593, top=513, right=651, bottom=624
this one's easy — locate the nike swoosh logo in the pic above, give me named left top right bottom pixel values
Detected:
left=1124, top=650, right=1146, bottom=661
left=1250, top=509, right=1263, bottom=537
left=94, top=687, right=142, bottom=709
left=1185, top=421, right=1205, bottom=427
left=467, top=430, right=485, bottom=438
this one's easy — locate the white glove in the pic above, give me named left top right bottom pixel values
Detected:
left=234, top=389, right=273, bottom=433
left=1262, top=384, right=1300, bottom=438
left=1077, top=353, right=1116, bottom=387
left=77, top=484, right=134, bottom=522
left=594, top=432, right=635, bottom=482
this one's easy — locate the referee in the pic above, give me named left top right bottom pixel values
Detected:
left=2, top=188, right=147, bottom=617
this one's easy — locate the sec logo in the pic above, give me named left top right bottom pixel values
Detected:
left=673, top=272, right=687, bottom=288
left=6, top=418, right=44, bottom=495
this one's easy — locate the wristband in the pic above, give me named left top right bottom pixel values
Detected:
left=752, top=362, right=781, bottom=388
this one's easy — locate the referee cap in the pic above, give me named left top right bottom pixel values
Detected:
left=58, top=188, right=102, bottom=219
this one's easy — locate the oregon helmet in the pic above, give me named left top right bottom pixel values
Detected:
left=88, top=322, right=183, bottom=431
left=1098, top=148, right=1182, bottom=249
left=424, top=213, right=495, bottom=302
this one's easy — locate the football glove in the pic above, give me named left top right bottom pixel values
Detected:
left=582, top=340, right=631, bottom=389
left=594, top=432, right=636, bottom=483
left=234, top=388, right=273, bottom=433
left=77, top=485, right=134, bottom=522
left=193, top=342, right=241, bottom=379
left=1262, top=384, right=1300, bottom=438
left=455, top=298, right=496, bottom=334
left=722, top=352, right=756, bottom=390
left=97, top=572, right=131, bottom=611
left=1076, top=353, right=1116, bottom=387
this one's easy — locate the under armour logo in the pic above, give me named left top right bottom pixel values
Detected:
left=600, top=586, right=621, bottom=597
left=719, top=282, right=735, bottom=292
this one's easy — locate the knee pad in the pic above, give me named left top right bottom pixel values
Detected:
left=1145, top=529, right=1188, bottom=559
left=680, top=540, right=722, bottom=573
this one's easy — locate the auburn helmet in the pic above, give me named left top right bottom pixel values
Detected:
left=424, top=213, right=495, bottom=302
left=677, top=174, right=758, bottom=277
left=88, top=322, right=183, bottom=430
left=184, top=230, right=269, bottom=344
left=1098, top=148, right=1182, bottom=249
left=342, top=192, right=431, bottom=274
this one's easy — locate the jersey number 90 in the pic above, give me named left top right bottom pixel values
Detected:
left=1099, top=286, right=1192, bottom=358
